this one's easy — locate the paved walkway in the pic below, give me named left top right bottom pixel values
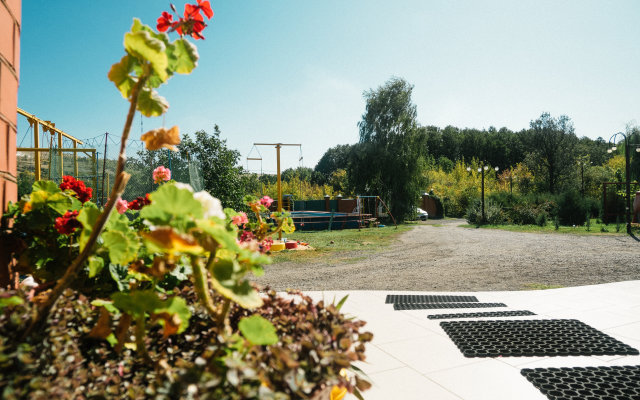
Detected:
left=304, top=280, right=640, bottom=399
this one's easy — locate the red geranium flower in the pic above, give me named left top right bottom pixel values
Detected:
left=158, top=1, right=214, bottom=40
left=185, top=0, right=214, bottom=20
left=128, top=193, right=152, bottom=211
left=59, top=176, right=93, bottom=204
left=156, top=11, right=175, bottom=32
left=55, top=210, right=81, bottom=235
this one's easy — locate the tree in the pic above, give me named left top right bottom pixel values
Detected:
left=348, top=77, right=427, bottom=222
left=281, top=166, right=313, bottom=182
left=526, top=113, right=578, bottom=194
left=178, top=125, right=245, bottom=209
left=314, top=144, right=353, bottom=184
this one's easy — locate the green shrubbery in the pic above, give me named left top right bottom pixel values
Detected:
left=556, top=190, right=589, bottom=226
left=469, top=191, right=598, bottom=228
left=465, top=199, right=505, bottom=225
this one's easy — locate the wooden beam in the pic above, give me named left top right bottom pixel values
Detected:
left=33, top=121, right=40, bottom=180
left=17, top=108, right=84, bottom=145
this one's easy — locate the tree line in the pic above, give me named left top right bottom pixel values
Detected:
left=97, top=77, right=640, bottom=224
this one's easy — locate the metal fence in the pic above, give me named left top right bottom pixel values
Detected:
left=16, top=125, right=202, bottom=204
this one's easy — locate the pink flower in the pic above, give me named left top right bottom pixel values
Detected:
left=239, top=230, right=255, bottom=243
left=259, top=196, right=274, bottom=208
left=153, top=166, right=171, bottom=184
left=260, top=237, right=273, bottom=253
left=116, top=198, right=129, bottom=214
left=232, top=212, right=249, bottom=226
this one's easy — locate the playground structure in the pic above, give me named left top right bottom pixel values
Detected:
left=272, top=194, right=396, bottom=230
left=15, top=109, right=204, bottom=205
left=16, top=108, right=98, bottom=199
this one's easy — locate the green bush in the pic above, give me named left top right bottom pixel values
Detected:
left=557, top=190, right=589, bottom=226
left=466, top=199, right=504, bottom=225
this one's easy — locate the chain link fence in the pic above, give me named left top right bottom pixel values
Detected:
left=16, top=126, right=202, bottom=204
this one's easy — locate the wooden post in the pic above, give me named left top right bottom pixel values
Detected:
left=57, top=130, right=63, bottom=178
left=276, top=144, right=282, bottom=239
left=33, top=120, right=40, bottom=180
left=91, top=151, right=97, bottom=201
left=73, top=140, right=78, bottom=176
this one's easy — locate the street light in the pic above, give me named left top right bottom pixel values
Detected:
left=577, top=159, right=591, bottom=197
left=467, top=164, right=499, bottom=222
left=607, top=132, right=640, bottom=234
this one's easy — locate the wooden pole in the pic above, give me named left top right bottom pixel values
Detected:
left=91, top=151, right=97, bottom=201
left=57, top=130, right=63, bottom=178
left=73, top=141, right=78, bottom=176
left=33, top=120, right=40, bottom=180
left=276, top=144, right=282, bottom=239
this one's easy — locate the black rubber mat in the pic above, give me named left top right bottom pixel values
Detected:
left=521, top=366, right=640, bottom=400
left=427, top=310, right=536, bottom=319
left=440, top=319, right=639, bottom=358
left=394, top=302, right=506, bottom=310
left=385, top=294, right=478, bottom=304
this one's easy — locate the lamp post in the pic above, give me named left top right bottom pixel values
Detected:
left=607, top=132, right=640, bottom=234
left=577, top=159, right=591, bottom=198
left=467, top=164, right=499, bottom=222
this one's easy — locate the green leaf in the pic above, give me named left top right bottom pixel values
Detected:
left=154, top=296, right=191, bottom=335
left=141, top=183, right=203, bottom=226
left=124, top=23, right=168, bottom=81
left=32, top=180, right=60, bottom=193
left=105, top=333, right=118, bottom=347
left=77, top=202, right=100, bottom=251
left=109, top=264, right=128, bottom=292
left=238, top=315, right=278, bottom=345
left=0, top=296, right=24, bottom=310
left=196, top=219, right=240, bottom=252
left=105, top=210, right=130, bottom=232
left=91, top=299, right=119, bottom=314
left=112, top=290, right=162, bottom=316
left=336, top=295, right=349, bottom=311
left=87, top=256, right=105, bottom=278
left=136, top=87, right=169, bottom=117
left=209, top=258, right=263, bottom=309
left=45, top=192, right=74, bottom=214
left=102, top=230, right=139, bottom=265
left=108, top=54, right=137, bottom=99
left=167, top=38, right=199, bottom=75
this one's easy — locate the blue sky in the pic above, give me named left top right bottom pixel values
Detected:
left=17, top=1, right=640, bottom=174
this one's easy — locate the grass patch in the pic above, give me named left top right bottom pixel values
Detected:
left=272, top=224, right=412, bottom=264
left=430, top=224, right=444, bottom=227
left=523, top=283, right=564, bottom=290
left=458, top=219, right=636, bottom=236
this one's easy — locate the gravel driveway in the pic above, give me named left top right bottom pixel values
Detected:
left=255, top=219, right=640, bottom=291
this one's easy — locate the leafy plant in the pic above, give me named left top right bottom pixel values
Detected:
left=0, top=3, right=371, bottom=398
left=557, top=190, right=588, bottom=226
left=465, top=199, right=504, bottom=225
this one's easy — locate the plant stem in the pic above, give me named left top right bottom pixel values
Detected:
left=135, top=314, right=152, bottom=363
left=23, top=76, right=147, bottom=338
left=192, top=255, right=217, bottom=318
left=216, top=297, right=231, bottom=329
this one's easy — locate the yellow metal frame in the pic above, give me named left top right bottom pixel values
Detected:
left=253, top=142, right=301, bottom=239
left=17, top=108, right=97, bottom=199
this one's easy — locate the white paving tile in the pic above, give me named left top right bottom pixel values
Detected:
left=352, top=344, right=405, bottom=375
left=364, top=367, right=461, bottom=400
left=428, top=359, right=546, bottom=400
left=376, top=331, right=483, bottom=374
left=302, top=280, right=640, bottom=400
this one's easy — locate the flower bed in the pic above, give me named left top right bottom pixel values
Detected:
left=0, top=3, right=371, bottom=398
